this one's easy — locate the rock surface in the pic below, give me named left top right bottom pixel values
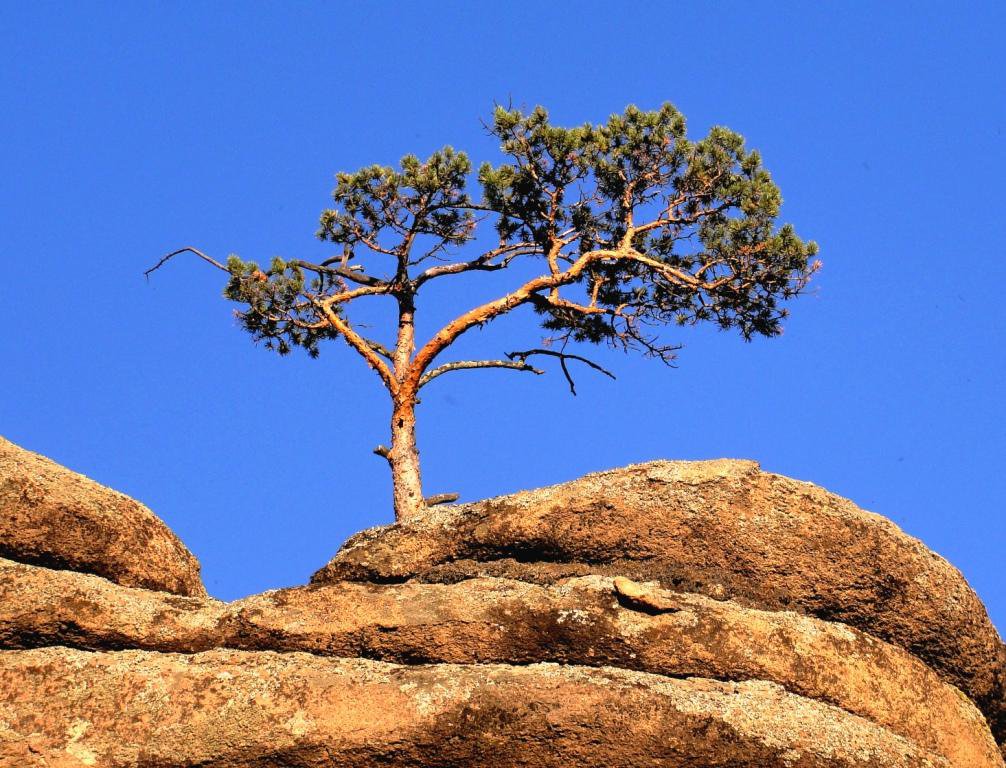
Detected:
left=0, top=436, right=205, bottom=596
left=0, top=558, right=223, bottom=653
left=312, top=459, right=1006, bottom=744
left=0, top=558, right=999, bottom=766
left=2, top=451, right=1003, bottom=766
left=0, top=647, right=954, bottom=767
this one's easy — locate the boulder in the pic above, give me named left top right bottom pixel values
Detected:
left=0, top=558, right=223, bottom=653
left=1, top=559, right=999, bottom=766
left=0, top=647, right=952, bottom=767
left=0, top=436, right=205, bottom=596
left=312, top=459, right=1006, bottom=744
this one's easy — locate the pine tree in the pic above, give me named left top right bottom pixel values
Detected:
left=149, top=104, right=819, bottom=521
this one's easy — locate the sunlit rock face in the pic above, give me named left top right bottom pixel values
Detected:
left=314, top=459, right=1006, bottom=749
left=1, top=449, right=1003, bottom=766
left=0, top=436, right=205, bottom=596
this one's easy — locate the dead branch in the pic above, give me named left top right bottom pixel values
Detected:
left=288, top=259, right=385, bottom=287
left=418, top=359, right=545, bottom=389
left=413, top=242, right=538, bottom=288
left=424, top=492, right=459, bottom=506
left=364, top=338, right=395, bottom=361
left=145, top=247, right=229, bottom=279
left=506, top=348, right=616, bottom=396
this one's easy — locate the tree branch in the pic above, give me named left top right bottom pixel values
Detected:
left=145, top=247, right=229, bottom=279
left=413, top=242, right=538, bottom=288
left=532, top=294, right=609, bottom=316
left=320, top=283, right=393, bottom=307
left=409, top=248, right=623, bottom=379
left=315, top=302, right=398, bottom=394
left=289, top=259, right=386, bottom=287
left=365, top=338, right=395, bottom=361
left=627, top=201, right=730, bottom=240
left=506, top=348, right=616, bottom=396
left=418, top=359, right=545, bottom=389
left=408, top=241, right=732, bottom=383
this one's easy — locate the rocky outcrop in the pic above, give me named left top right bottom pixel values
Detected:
left=0, top=558, right=224, bottom=653
left=226, top=577, right=1004, bottom=767
left=0, top=557, right=1000, bottom=766
left=0, top=648, right=954, bottom=767
left=0, top=436, right=205, bottom=596
left=1, top=452, right=1002, bottom=766
left=312, top=459, right=1006, bottom=745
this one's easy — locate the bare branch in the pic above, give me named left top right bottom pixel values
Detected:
left=321, top=283, right=393, bottom=307
left=364, top=338, right=394, bottom=361
left=418, top=358, right=545, bottom=389
left=627, top=201, right=730, bottom=239
left=413, top=242, right=539, bottom=288
left=145, top=247, right=229, bottom=279
left=315, top=301, right=398, bottom=394
left=289, top=259, right=386, bottom=287
left=531, top=294, right=609, bottom=317
left=425, top=492, right=459, bottom=506
left=506, top=348, right=616, bottom=396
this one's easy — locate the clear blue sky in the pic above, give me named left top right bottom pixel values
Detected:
left=2, top=2, right=1003, bottom=626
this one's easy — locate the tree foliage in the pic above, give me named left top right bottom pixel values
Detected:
left=220, top=103, right=817, bottom=371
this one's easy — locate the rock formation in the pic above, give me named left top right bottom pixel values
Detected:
left=313, top=459, right=1006, bottom=745
left=0, top=650, right=958, bottom=768
left=0, top=438, right=1002, bottom=766
left=0, top=436, right=205, bottom=596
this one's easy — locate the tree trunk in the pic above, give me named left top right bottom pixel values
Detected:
left=389, top=392, right=424, bottom=522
